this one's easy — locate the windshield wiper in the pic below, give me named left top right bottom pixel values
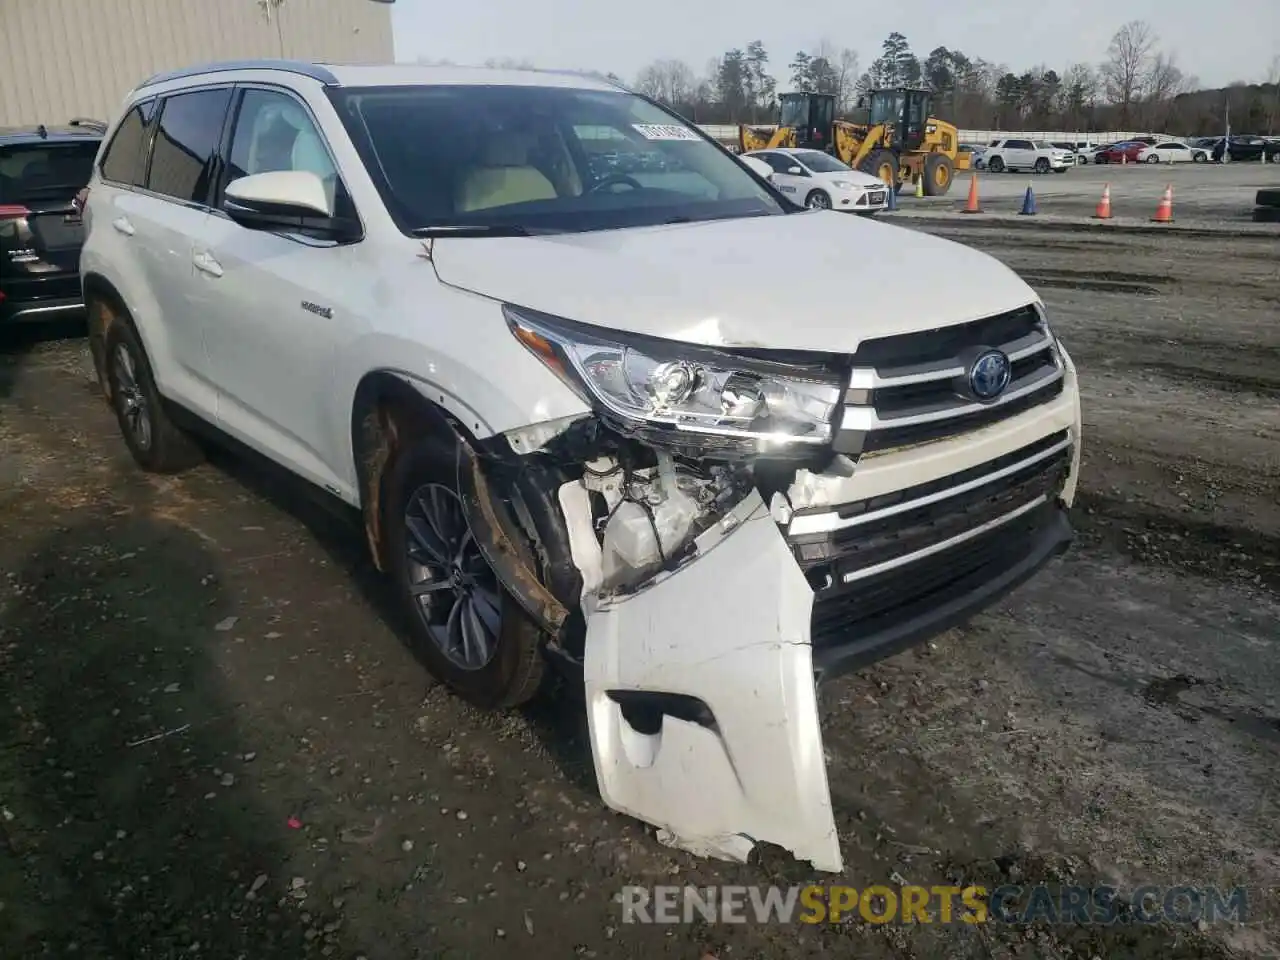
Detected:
left=408, top=223, right=541, bottom=238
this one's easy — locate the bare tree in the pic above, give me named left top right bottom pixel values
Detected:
left=1101, top=20, right=1156, bottom=126
left=837, top=48, right=861, bottom=114
left=1142, top=52, right=1189, bottom=127
left=1266, top=54, right=1280, bottom=133
left=634, top=59, right=695, bottom=106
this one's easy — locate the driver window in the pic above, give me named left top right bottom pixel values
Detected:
left=221, top=89, right=341, bottom=210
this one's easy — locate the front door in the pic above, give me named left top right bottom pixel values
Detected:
left=194, top=86, right=364, bottom=496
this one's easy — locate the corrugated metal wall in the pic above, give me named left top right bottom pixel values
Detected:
left=0, top=0, right=394, bottom=126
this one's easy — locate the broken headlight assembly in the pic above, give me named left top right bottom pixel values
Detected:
left=504, top=304, right=843, bottom=455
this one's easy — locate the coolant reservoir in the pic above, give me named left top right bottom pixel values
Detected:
left=600, top=489, right=702, bottom=590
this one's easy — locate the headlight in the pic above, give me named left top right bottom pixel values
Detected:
left=504, top=304, right=843, bottom=452
left=831, top=180, right=855, bottom=189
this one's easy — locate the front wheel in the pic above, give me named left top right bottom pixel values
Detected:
left=1193, top=151, right=1207, bottom=163
left=987, top=156, right=1005, bottom=173
left=1034, top=157, right=1050, bottom=174
left=805, top=189, right=832, bottom=210
left=384, top=438, right=547, bottom=708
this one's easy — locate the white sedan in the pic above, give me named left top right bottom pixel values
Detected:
left=1138, top=141, right=1209, bottom=163
left=743, top=148, right=890, bottom=214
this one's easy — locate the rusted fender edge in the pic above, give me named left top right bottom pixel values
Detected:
left=457, top=443, right=569, bottom=638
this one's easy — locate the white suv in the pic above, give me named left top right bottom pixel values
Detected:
left=983, top=138, right=1074, bottom=174
left=81, top=60, right=1082, bottom=873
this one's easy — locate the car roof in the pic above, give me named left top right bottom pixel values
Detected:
left=134, top=58, right=620, bottom=96
left=0, top=123, right=104, bottom=146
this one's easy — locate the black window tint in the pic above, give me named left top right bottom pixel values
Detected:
left=100, top=100, right=156, bottom=185
left=0, top=142, right=99, bottom=204
left=758, top=153, right=791, bottom=173
left=147, top=88, right=232, bottom=204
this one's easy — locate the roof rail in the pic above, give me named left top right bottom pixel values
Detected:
left=136, top=59, right=340, bottom=90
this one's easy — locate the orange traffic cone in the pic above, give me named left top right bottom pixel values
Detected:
left=1151, top=184, right=1174, bottom=223
left=961, top=174, right=982, bottom=214
left=1093, top=183, right=1113, bottom=220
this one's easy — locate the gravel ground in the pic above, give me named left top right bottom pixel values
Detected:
left=1, top=214, right=1277, bottom=959
left=894, top=159, right=1280, bottom=224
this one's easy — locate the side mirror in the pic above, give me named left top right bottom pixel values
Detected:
left=223, top=171, right=357, bottom=241
left=738, top=155, right=774, bottom=181
left=786, top=165, right=804, bottom=176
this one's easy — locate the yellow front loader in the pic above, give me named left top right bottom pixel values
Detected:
left=738, top=88, right=966, bottom=196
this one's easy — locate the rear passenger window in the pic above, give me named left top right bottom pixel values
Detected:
left=100, top=100, right=156, bottom=185
left=147, top=88, right=232, bottom=204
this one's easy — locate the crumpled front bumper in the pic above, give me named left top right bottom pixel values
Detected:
left=583, top=491, right=843, bottom=872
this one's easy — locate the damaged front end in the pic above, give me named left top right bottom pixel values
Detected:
left=476, top=304, right=850, bottom=872
left=468, top=301, right=1079, bottom=875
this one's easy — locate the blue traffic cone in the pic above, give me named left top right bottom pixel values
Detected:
left=885, top=182, right=898, bottom=212
left=1019, top=183, right=1037, bottom=216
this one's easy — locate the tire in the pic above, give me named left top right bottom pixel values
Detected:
left=1193, top=152, right=1207, bottom=163
left=860, top=148, right=899, bottom=188
left=987, top=155, right=1005, bottom=173
left=804, top=189, right=832, bottom=210
left=1145, top=154, right=1160, bottom=164
left=922, top=154, right=954, bottom=196
left=384, top=436, right=546, bottom=709
left=104, top=314, right=203, bottom=474
left=1034, top=157, right=1050, bottom=174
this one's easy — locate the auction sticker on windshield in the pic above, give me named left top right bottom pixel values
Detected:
left=632, top=124, right=701, bottom=141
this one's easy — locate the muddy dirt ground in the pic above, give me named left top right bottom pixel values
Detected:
left=1, top=222, right=1277, bottom=959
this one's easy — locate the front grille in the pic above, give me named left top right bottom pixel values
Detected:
left=835, top=304, right=1064, bottom=456
left=786, top=431, right=1071, bottom=643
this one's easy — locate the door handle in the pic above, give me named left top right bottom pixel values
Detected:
left=111, top=216, right=135, bottom=236
left=193, top=250, right=223, bottom=278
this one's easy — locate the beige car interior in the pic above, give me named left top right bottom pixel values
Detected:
left=454, top=130, right=560, bottom=213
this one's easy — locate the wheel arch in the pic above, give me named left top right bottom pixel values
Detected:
left=349, top=368, right=572, bottom=641
left=81, top=271, right=140, bottom=402
left=349, top=370, right=478, bottom=573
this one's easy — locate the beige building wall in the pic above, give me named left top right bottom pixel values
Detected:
left=0, top=0, right=395, bottom=126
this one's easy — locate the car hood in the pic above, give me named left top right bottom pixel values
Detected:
left=815, top=169, right=885, bottom=189
left=429, top=213, right=1038, bottom=354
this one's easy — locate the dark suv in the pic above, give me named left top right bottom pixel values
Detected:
left=0, top=120, right=104, bottom=325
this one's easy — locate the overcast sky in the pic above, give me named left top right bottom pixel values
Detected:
left=391, top=0, right=1277, bottom=91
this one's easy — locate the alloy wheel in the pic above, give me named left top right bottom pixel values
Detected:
left=402, top=482, right=501, bottom=671
left=807, top=191, right=831, bottom=210
left=113, top=343, right=152, bottom=450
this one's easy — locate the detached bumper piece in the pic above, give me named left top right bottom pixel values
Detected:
left=584, top=492, right=843, bottom=873
left=787, top=430, right=1073, bottom=679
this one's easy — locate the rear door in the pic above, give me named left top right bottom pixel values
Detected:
left=121, top=85, right=232, bottom=412
left=0, top=137, right=99, bottom=315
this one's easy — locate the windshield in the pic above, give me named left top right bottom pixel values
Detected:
left=329, top=84, right=786, bottom=235
left=0, top=141, right=98, bottom=204
left=791, top=150, right=848, bottom=173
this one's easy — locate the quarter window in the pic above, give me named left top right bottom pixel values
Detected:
left=146, top=88, right=232, bottom=204
left=99, top=99, right=156, bottom=186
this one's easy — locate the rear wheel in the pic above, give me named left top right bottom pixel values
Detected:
left=804, top=189, right=832, bottom=210
left=104, top=316, right=203, bottom=473
left=922, top=154, right=954, bottom=196
left=860, top=149, right=899, bottom=189
left=384, top=436, right=546, bottom=709
left=987, top=155, right=1005, bottom=173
